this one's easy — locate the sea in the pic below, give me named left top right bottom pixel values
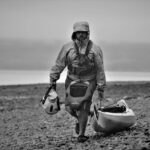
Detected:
left=1, top=70, right=150, bottom=85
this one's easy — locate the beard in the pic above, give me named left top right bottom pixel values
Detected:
left=76, top=35, right=87, bottom=42
left=75, top=37, right=89, bottom=50
left=76, top=36, right=89, bottom=48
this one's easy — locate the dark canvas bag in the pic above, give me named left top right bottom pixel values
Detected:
left=65, top=80, right=96, bottom=109
left=66, top=81, right=89, bottom=109
left=100, top=103, right=126, bottom=113
left=70, top=81, right=88, bottom=97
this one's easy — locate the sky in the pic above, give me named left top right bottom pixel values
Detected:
left=0, top=0, right=150, bottom=73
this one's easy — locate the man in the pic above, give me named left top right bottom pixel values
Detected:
left=49, top=21, right=106, bottom=142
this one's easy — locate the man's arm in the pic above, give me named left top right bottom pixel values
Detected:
left=50, top=44, right=68, bottom=87
left=94, top=45, right=106, bottom=99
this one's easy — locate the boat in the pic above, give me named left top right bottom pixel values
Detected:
left=92, top=99, right=136, bottom=133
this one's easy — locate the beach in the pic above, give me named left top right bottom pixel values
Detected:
left=0, top=82, right=150, bottom=150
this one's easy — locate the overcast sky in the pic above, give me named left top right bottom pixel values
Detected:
left=0, top=0, right=150, bottom=72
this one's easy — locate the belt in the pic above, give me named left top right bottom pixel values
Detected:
left=67, top=73, right=96, bottom=81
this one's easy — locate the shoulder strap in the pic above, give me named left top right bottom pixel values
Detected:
left=65, top=42, right=75, bottom=60
left=74, top=42, right=80, bottom=56
left=66, top=40, right=93, bottom=62
left=85, top=40, right=92, bottom=56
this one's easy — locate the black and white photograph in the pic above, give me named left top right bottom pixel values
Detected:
left=0, top=0, right=150, bottom=149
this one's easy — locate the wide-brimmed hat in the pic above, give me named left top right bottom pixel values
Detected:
left=71, top=21, right=90, bottom=40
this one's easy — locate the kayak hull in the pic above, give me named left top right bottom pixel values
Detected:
left=92, top=99, right=136, bottom=133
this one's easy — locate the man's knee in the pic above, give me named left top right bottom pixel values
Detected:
left=65, top=105, right=77, bottom=117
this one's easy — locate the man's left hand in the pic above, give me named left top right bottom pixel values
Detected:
left=98, top=90, right=104, bottom=101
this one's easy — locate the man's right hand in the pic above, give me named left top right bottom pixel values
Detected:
left=50, top=82, right=56, bottom=90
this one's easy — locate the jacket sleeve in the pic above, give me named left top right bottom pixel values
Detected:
left=50, top=45, right=68, bottom=83
left=94, top=46, right=106, bottom=91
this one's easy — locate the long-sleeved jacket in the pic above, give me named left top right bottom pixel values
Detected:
left=50, top=40, right=106, bottom=90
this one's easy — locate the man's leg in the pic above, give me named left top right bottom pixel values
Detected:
left=65, top=77, right=81, bottom=134
left=65, top=105, right=80, bottom=135
left=76, top=101, right=91, bottom=142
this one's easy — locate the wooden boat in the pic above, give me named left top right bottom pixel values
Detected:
left=92, top=99, right=136, bottom=133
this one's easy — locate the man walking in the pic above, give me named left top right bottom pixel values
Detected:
left=49, top=21, right=106, bottom=142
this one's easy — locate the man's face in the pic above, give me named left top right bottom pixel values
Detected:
left=75, top=31, right=88, bottom=41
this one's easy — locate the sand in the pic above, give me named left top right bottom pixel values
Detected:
left=0, top=82, right=150, bottom=150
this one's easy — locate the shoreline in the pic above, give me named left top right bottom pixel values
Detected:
left=1, top=80, right=150, bottom=87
